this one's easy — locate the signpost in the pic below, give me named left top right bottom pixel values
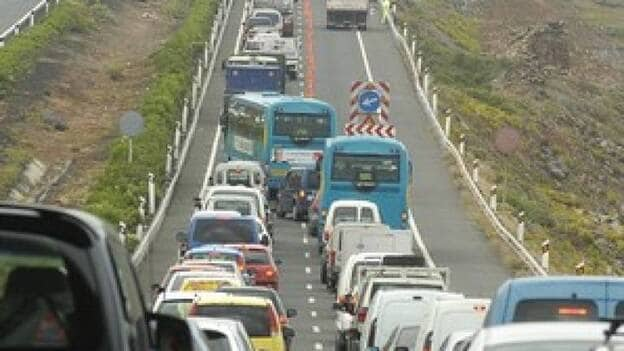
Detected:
left=346, top=81, right=393, bottom=137
left=120, top=111, right=145, bottom=163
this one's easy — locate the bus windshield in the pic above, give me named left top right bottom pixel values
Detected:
left=273, top=113, right=331, bottom=138
left=331, top=153, right=400, bottom=183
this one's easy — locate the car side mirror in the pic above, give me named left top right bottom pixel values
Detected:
left=149, top=313, right=193, bottom=350
left=260, top=235, right=269, bottom=246
left=283, top=326, right=296, bottom=338
left=286, top=308, right=297, bottom=318
left=175, top=231, right=187, bottom=242
left=275, top=258, right=283, bottom=265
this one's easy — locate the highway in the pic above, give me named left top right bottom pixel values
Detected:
left=0, top=0, right=42, bottom=34
left=137, top=0, right=511, bottom=349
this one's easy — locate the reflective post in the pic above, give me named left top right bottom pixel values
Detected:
left=204, top=41, right=209, bottom=69
left=174, top=121, right=181, bottom=162
left=517, top=211, right=525, bottom=243
left=118, top=221, right=127, bottom=244
left=148, top=172, right=156, bottom=215
left=541, top=239, right=550, bottom=272
left=136, top=223, right=144, bottom=240
left=444, top=110, right=452, bottom=139
left=181, top=97, right=189, bottom=133
left=423, top=67, right=430, bottom=100
left=459, top=134, right=466, bottom=156
left=138, top=196, right=146, bottom=222
left=431, top=87, right=438, bottom=119
left=472, top=159, right=480, bottom=184
left=490, top=185, right=498, bottom=212
left=166, top=145, right=173, bottom=179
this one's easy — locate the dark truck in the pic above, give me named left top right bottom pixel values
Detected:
left=0, top=203, right=203, bottom=351
left=222, top=54, right=286, bottom=110
left=326, top=0, right=368, bottom=30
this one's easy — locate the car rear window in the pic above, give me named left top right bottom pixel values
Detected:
left=212, top=200, right=252, bottom=216
left=193, top=305, right=271, bottom=337
left=244, top=250, right=270, bottom=264
left=333, top=207, right=357, bottom=225
left=213, top=191, right=261, bottom=213
left=512, top=299, right=598, bottom=322
left=186, top=251, right=239, bottom=262
left=226, top=169, right=251, bottom=186
left=203, top=330, right=231, bottom=351
left=157, top=300, right=193, bottom=319
left=169, top=275, right=234, bottom=292
left=192, top=218, right=257, bottom=244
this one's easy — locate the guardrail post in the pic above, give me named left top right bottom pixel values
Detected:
left=181, top=97, right=189, bottom=133
left=118, top=221, right=127, bottom=244
left=410, top=38, right=416, bottom=58
left=516, top=211, right=525, bottom=243
left=402, top=23, right=408, bottom=38
left=459, top=134, right=466, bottom=156
left=423, top=67, right=430, bottom=100
left=432, top=87, right=438, bottom=118
left=575, top=260, right=585, bottom=275
left=489, top=185, right=498, bottom=211
left=13, top=25, right=20, bottom=36
left=541, top=239, right=550, bottom=272
left=138, top=196, right=146, bottom=222
left=204, top=41, right=209, bottom=69
left=173, top=121, right=181, bottom=162
left=472, top=159, right=480, bottom=184
left=148, top=173, right=156, bottom=215
left=196, top=60, right=202, bottom=86
left=136, top=223, right=144, bottom=240
left=166, top=145, right=173, bottom=178
left=191, top=79, right=198, bottom=110
left=45, top=2, right=50, bottom=14
left=392, top=3, right=397, bottom=17
left=416, top=51, right=423, bottom=76
left=444, top=110, right=452, bottom=139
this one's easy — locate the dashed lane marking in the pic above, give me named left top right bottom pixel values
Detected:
left=305, top=251, right=310, bottom=258
left=306, top=283, right=313, bottom=290
left=308, top=296, right=316, bottom=304
left=310, top=310, right=317, bottom=317
left=312, top=326, right=321, bottom=333
left=303, top=236, right=309, bottom=244
left=305, top=266, right=311, bottom=274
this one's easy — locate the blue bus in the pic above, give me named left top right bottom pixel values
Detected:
left=484, top=276, right=624, bottom=326
left=316, top=135, right=412, bottom=234
left=222, top=92, right=337, bottom=197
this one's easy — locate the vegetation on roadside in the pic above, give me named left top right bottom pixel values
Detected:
left=84, top=0, right=218, bottom=239
left=398, top=1, right=624, bottom=274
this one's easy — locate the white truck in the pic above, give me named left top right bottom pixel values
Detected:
left=322, top=223, right=414, bottom=289
left=326, top=0, right=368, bottom=30
left=243, top=32, right=299, bottom=79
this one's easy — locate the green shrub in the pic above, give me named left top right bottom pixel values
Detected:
left=84, top=0, right=218, bottom=247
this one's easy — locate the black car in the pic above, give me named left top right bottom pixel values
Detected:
left=276, top=167, right=320, bottom=221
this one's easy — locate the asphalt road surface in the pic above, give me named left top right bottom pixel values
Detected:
left=137, top=0, right=511, bottom=349
left=0, top=0, right=41, bottom=34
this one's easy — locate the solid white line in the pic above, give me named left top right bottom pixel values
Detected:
left=312, top=326, right=321, bottom=333
left=356, top=30, right=374, bottom=81
left=308, top=296, right=316, bottom=304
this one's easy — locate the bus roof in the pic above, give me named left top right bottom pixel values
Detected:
left=326, top=135, right=408, bottom=153
left=230, top=92, right=333, bottom=110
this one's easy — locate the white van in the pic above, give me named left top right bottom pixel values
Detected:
left=204, top=195, right=258, bottom=217
left=322, top=200, right=381, bottom=246
left=359, top=289, right=464, bottom=351
left=212, top=161, right=266, bottom=191
left=415, top=299, right=491, bottom=351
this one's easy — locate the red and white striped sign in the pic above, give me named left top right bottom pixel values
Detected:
left=344, top=122, right=396, bottom=137
left=346, top=81, right=394, bottom=137
left=349, top=81, right=390, bottom=121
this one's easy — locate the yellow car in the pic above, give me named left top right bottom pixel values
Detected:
left=189, top=294, right=292, bottom=351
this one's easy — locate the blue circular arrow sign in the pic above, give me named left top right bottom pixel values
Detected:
left=357, top=89, right=381, bottom=113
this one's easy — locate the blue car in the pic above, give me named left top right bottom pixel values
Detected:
left=176, top=211, right=269, bottom=256
left=484, top=276, right=624, bottom=326
left=276, top=167, right=320, bottom=221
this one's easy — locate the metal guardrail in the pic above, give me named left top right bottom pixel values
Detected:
left=383, top=7, right=547, bottom=276
left=0, top=0, right=60, bottom=48
left=131, top=0, right=234, bottom=266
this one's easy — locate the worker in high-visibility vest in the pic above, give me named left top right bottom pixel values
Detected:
left=381, top=0, right=391, bottom=24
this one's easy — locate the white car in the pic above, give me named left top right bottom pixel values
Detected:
left=359, top=289, right=464, bottom=351
left=322, top=200, right=381, bottom=246
left=212, top=161, right=266, bottom=191
left=439, top=330, right=475, bottom=351
left=201, top=185, right=273, bottom=232
left=466, top=322, right=624, bottom=351
left=204, top=195, right=258, bottom=217
left=414, top=298, right=490, bottom=351
left=188, top=317, right=256, bottom=351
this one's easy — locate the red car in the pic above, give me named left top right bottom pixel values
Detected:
left=226, top=244, right=281, bottom=290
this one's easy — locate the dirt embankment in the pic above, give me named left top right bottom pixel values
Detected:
left=0, top=0, right=179, bottom=204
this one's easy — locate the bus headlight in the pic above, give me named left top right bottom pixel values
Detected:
left=401, top=211, right=408, bottom=222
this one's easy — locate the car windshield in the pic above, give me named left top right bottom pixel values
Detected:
left=0, top=239, right=101, bottom=349
left=332, top=153, right=400, bottom=183
left=485, top=341, right=614, bottom=351
left=157, top=300, right=193, bottom=319
left=191, top=218, right=257, bottom=244
left=212, top=199, right=252, bottom=216
left=244, top=250, right=270, bottom=264
left=186, top=251, right=239, bottom=262
left=273, top=113, right=331, bottom=139
left=193, top=305, right=270, bottom=337
left=370, top=283, right=442, bottom=302
left=334, top=207, right=357, bottom=225
left=248, top=17, right=272, bottom=27
left=203, top=330, right=231, bottom=351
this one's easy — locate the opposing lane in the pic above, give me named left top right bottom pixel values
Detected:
left=0, top=0, right=42, bottom=34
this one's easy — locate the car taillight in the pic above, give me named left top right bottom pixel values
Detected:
left=329, top=250, right=336, bottom=266
left=323, top=229, right=330, bottom=241
left=266, top=306, right=279, bottom=334
left=265, top=269, right=275, bottom=278
left=188, top=303, right=199, bottom=315
left=237, top=256, right=245, bottom=271
left=423, top=332, right=432, bottom=351
left=357, top=307, right=367, bottom=323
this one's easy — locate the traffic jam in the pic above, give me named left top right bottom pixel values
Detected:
left=1, top=0, right=624, bottom=350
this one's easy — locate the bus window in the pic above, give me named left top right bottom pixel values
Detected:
left=273, top=113, right=331, bottom=138
left=512, top=299, right=598, bottom=322
left=332, top=154, right=400, bottom=183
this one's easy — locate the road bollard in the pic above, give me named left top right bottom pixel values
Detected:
left=444, top=111, right=452, bottom=139
left=166, top=145, right=173, bottom=178
left=575, top=260, right=585, bottom=275
left=181, top=98, right=189, bottom=133
left=174, top=122, right=181, bottom=162
left=137, top=224, right=144, bottom=240
left=197, top=60, right=202, bottom=86
left=459, top=134, right=466, bottom=156
left=423, top=68, right=430, bottom=100
left=204, top=41, right=209, bottom=69
left=118, top=221, right=127, bottom=244
left=490, top=185, right=498, bottom=212
left=472, top=159, right=479, bottom=184
left=411, top=39, right=416, bottom=58
left=191, top=80, right=198, bottom=110
left=432, top=88, right=438, bottom=118
left=29, top=12, right=35, bottom=27
left=416, top=52, right=423, bottom=76
left=517, top=211, right=525, bottom=243
left=148, top=173, right=156, bottom=215
left=138, top=196, right=146, bottom=222
left=541, top=240, right=550, bottom=272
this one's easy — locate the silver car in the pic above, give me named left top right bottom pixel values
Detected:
left=188, top=317, right=255, bottom=351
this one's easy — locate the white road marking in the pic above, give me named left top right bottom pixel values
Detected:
left=308, top=296, right=316, bottom=304
left=314, top=343, right=323, bottom=351
left=310, top=310, right=317, bottom=317
left=312, top=326, right=321, bottom=333
left=306, top=283, right=313, bottom=290
left=356, top=30, right=374, bottom=81
left=305, top=266, right=311, bottom=274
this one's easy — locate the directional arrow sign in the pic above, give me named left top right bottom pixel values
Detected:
left=357, top=89, right=381, bottom=114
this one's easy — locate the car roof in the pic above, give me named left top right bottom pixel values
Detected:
left=187, top=245, right=244, bottom=255
left=207, top=195, right=256, bottom=203
left=225, top=244, right=270, bottom=251
left=155, top=291, right=213, bottom=302
left=194, top=294, right=272, bottom=307
left=477, top=322, right=619, bottom=345
left=433, top=298, right=490, bottom=312
left=188, top=317, right=245, bottom=333
left=374, top=289, right=462, bottom=302
left=330, top=200, right=378, bottom=209
left=502, top=275, right=624, bottom=286
left=216, top=160, right=263, bottom=168
left=191, top=210, right=242, bottom=219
